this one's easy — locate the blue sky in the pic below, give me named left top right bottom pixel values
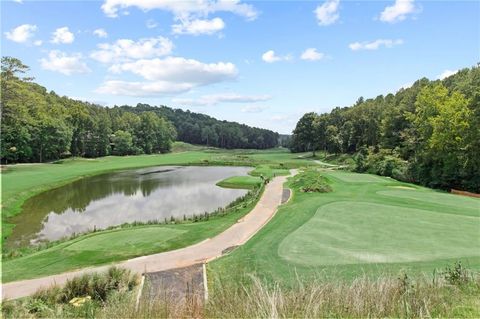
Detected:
left=2, top=0, right=479, bottom=133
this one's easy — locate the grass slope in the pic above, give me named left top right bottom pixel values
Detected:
left=210, top=169, right=480, bottom=284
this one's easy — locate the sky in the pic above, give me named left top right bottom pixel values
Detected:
left=2, top=0, right=479, bottom=134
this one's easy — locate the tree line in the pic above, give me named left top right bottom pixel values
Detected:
left=115, top=104, right=279, bottom=149
left=291, top=65, right=480, bottom=192
left=1, top=57, right=279, bottom=164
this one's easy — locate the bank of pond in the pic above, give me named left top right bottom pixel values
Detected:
left=6, top=166, right=252, bottom=248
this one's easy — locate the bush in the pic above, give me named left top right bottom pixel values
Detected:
left=290, top=169, right=332, bottom=193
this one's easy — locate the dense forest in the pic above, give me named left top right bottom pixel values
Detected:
left=291, top=65, right=480, bottom=193
left=115, top=104, right=279, bottom=150
left=0, top=57, right=278, bottom=163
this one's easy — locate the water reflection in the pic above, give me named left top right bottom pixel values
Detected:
left=7, top=166, right=250, bottom=247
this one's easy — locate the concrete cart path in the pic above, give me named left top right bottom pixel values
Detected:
left=2, top=170, right=297, bottom=300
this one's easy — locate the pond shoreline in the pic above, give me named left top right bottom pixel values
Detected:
left=6, top=165, right=253, bottom=249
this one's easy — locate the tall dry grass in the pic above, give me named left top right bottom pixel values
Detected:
left=3, top=265, right=479, bottom=318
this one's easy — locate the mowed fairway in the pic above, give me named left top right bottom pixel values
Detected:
left=279, top=201, right=479, bottom=266
left=211, top=170, right=480, bottom=282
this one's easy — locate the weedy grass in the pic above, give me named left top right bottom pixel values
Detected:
left=3, top=264, right=479, bottom=318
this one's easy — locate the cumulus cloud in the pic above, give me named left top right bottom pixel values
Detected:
left=380, top=0, right=418, bottom=23
left=97, top=57, right=238, bottom=96
left=101, top=0, right=258, bottom=19
left=93, top=28, right=108, bottom=38
left=315, top=0, right=340, bottom=26
left=51, top=27, right=75, bottom=44
left=40, top=50, right=91, bottom=75
left=101, top=0, right=257, bottom=35
left=90, top=36, right=173, bottom=63
left=173, top=93, right=271, bottom=106
left=109, top=57, right=237, bottom=82
left=262, top=50, right=291, bottom=63
left=349, top=39, right=403, bottom=51
left=172, top=17, right=225, bottom=35
left=4, top=24, right=37, bottom=43
left=437, top=69, right=458, bottom=80
left=300, top=48, right=325, bottom=61
left=241, top=105, right=269, bottom=113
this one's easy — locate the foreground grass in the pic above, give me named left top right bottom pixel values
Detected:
left=211, top=169, right=480, bottom=284
left=4, top=265, right=479, bottom=318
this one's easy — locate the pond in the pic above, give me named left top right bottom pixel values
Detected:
left=7, top=166, right=251, bottom=248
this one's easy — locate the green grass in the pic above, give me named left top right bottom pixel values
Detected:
left=249, top=164, right=290, bottom=179
left=278, top=201, right=479, bottom=266
left=217, top=176, right=263, bottom=189
left=210, top=169, right=480, bottom=284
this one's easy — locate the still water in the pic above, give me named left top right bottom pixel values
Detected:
left=7, top=166, right=250, bottom=247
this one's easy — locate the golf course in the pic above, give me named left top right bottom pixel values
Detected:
left=211, top=167, right=480, bottom=283
left=2, top=2, right=480, bottom=314
left=3, top=148, right=479, bottom=286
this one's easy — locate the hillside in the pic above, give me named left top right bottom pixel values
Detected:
left=291, top=65, right=480, bottom=192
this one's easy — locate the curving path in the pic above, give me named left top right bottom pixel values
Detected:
left=2, top=170, right=296, bottom=300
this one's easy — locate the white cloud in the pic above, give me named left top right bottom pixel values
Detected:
left=241, top=105, right=269, bottom=113
left=172, top=17, right=225, bottom=35
left=101, top=0, right=258, bottom=20
left=109, top=57, right=237, bottom=82
left=91, top=36, right=173, bottom=63
left=97, top=57, right=238, bottom=96
left=173, top=93, right=271, bottom=106
left=437, top=69, right=458, bottom=80
left=262, top=50, right=291, bottom=63
left=301, top=48, right=325, bottom=61
left=96, top=80, right=194, bottom=96
left=51, top=27, right=75, bottom=44
left=13, top=0, right=23, bottom=3
left=380, top=0, right=418, bottom=23
left=40, top=50, right=91, bottom=75
left=4, top=24, right=37, bottom=43
left=93, top=28, right=108, bottom=38
left=34, top=40, right=43, bottom=46
left=315, top=0, right=340, bottom=26
left=101, top=0, right=256, bottom=36
left=349, top=39, right=403, bottom=51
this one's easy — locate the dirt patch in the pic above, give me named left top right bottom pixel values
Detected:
left=142, top=263, right=205, bottom=304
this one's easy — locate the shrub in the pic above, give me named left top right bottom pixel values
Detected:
left=290, top=169, right=332, bottom=193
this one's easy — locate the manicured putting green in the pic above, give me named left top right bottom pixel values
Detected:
left=66, top=227, right=186, bottom=253
left=328, top=171, right=388, bottom=183
left=278, top=201, right=480, bottom=266
left=378, top=189, right=480, bottom=213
